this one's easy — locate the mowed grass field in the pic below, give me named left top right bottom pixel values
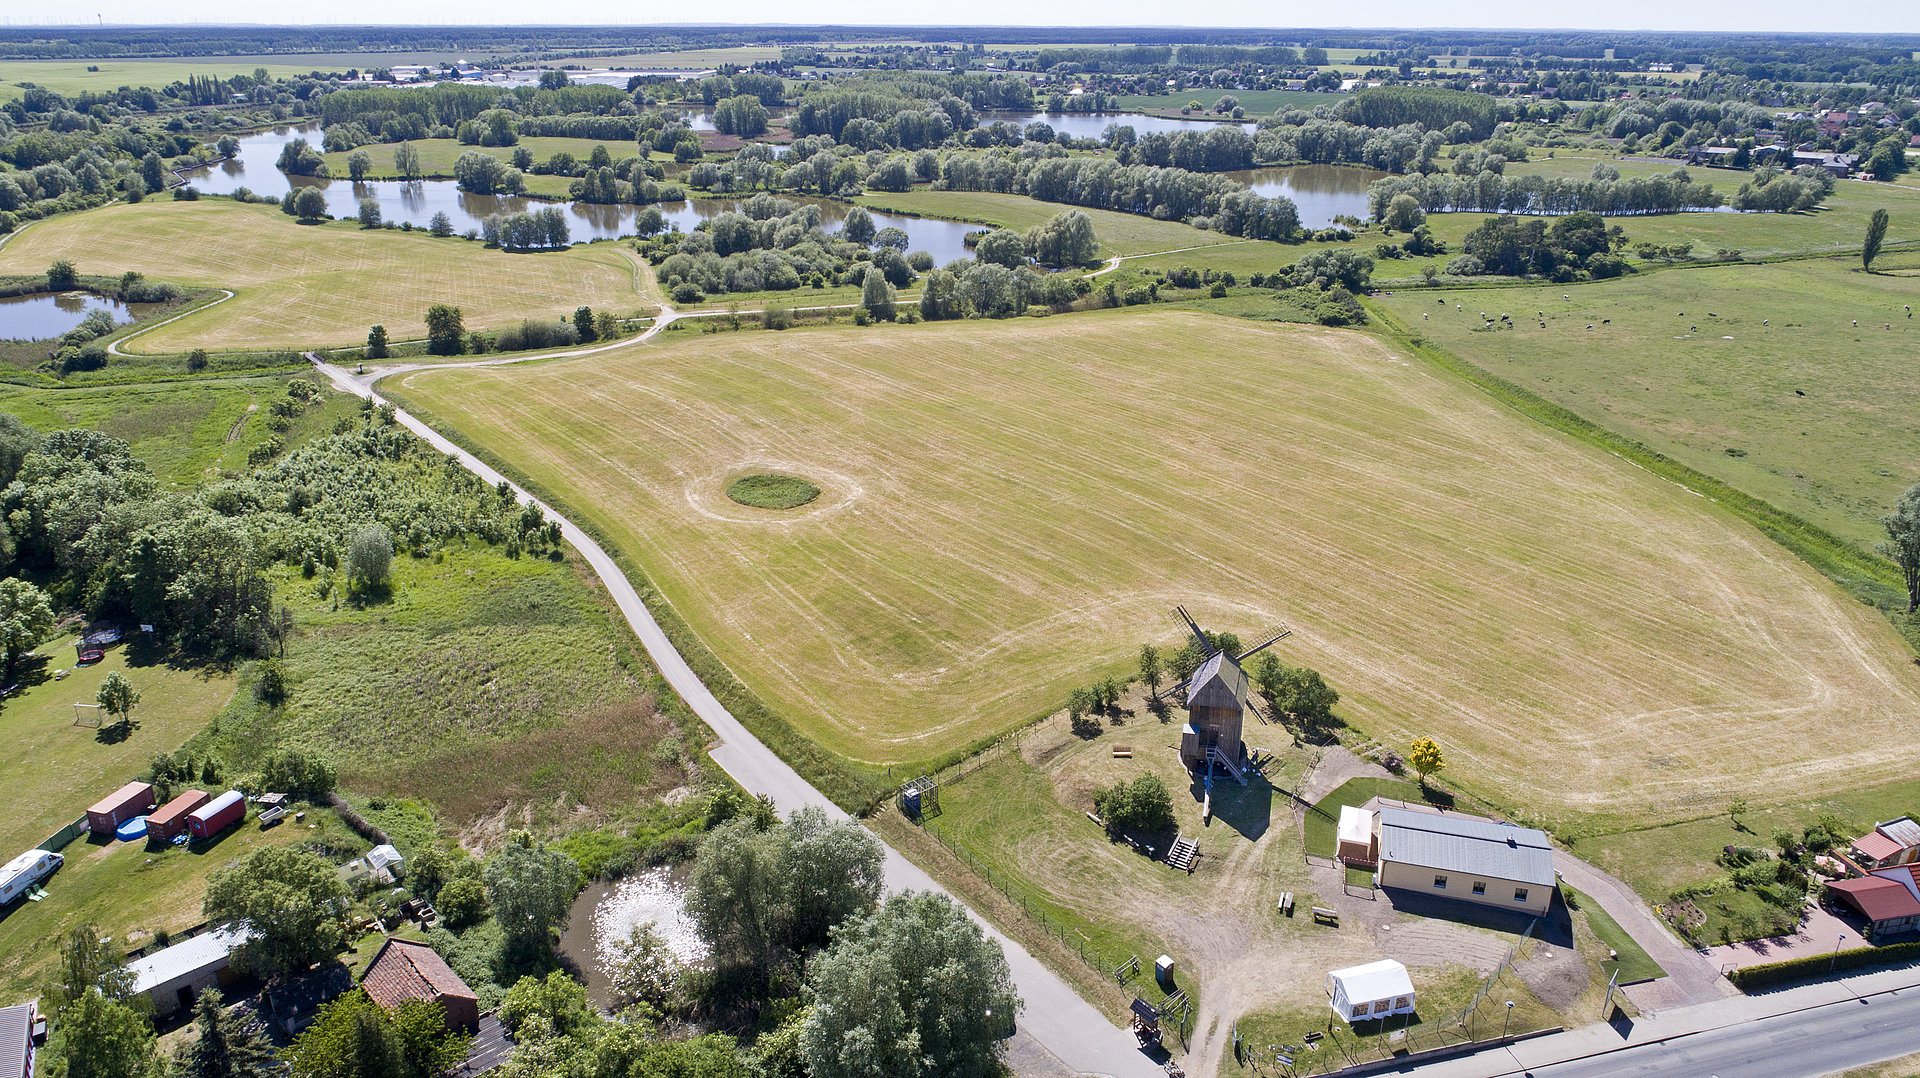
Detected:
left=390, top=310, right=1920, bottom=826
left=0, top=199, right=648, bottom=352
left=1374, top=257, right=1920, bottom=549
left=0, top=637, right=236, bottom=856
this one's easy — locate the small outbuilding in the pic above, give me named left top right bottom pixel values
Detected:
left=1328, top=959, right=1416, bottom=1024
left=128, top=926, right=252, bottom=1019
left=146, top=790, right=210, bottom=843
left=1337, top=806, right=1378, bottom=866
left=265, top=962, right=353, bottom=1034
left=360, top=938, right=480, bottom=1031
left=86, top=782, right=156, bottom=834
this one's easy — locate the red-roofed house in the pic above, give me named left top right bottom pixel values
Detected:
left=1827, top=873, right=1920, bottom=940
left=359, top=938, right=478, bottom=1031
left=1850, top=818, right=1920, bottom=870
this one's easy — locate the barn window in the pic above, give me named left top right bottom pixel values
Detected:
left=1514, top=888, right=1529, bottom=903
left=1433, top=875, right=1447, bottom=889
left=1472, top=881, right=1487, bottom=896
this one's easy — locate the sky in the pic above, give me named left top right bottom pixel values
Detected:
left=11, top=0, right=1920, bottom=34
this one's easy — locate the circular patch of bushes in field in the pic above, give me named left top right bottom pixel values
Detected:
left=725, top=473, right=822, bottom=510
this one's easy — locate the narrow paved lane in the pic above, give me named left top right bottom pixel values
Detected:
left=310, top=355, right=1163, bottom=1078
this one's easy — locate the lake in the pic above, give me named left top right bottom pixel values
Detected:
left=995, top=111, right=1257, bottom=139
left=176, top=125, right=978, bottom=261
left=0, top=291, right=138, bottom=341
left=557, top=865, right=705, bottom=1010
left=1222, top=164, right=1386, bottom=229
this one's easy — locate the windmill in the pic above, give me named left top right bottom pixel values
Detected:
left=1173, top=605, right=1288, bottom=784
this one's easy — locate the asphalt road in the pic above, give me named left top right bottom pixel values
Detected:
left=313, top=355, right=1164, bottom=1078
left=1474, top=989, right=1920, bottom=1078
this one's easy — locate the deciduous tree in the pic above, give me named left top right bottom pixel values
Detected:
left=96, top=671, right=139, bottom=730
left=483, top=843, right=579, bottom=946
left=203, top=845, right=347, bottom=978
left=1407, top=737, right=1446, bottom=788
left=801, top=892, right=1018, bottom=1078
left=1864, top=207, right=1890, bottom=271
left=0, top=577, right=54, bottom=682
left=1882, top=484, right=1920, bottom=613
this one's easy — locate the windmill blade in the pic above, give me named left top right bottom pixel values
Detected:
left=1173, top=605, right=1214, bottom=654
left=1233, top=628, right=1292, bottom=664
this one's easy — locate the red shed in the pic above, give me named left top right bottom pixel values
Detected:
left=361, top=938, right=479, bottom=1031
left=86, top=782, right=156, bottom=833
left=186, top=791, right=246, bottom=840
left=146, top=790, right=209, bottom=842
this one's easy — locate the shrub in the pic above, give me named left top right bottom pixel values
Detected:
left=1094, top=774, right=1175, bottom=834
left=1728, top=940, right=1920, bottom=989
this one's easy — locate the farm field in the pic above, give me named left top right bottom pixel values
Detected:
left=0, top=637, right=237, bottom=857
left=1372, top=257, right=1920, bottom=550
left=0, top=58, right=368, bottom=101
left=0, top=199, right=648, bottom=352
left=388, top=309, right=1920, bottom=827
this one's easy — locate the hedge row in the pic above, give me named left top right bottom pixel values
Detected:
left=1728, top=939, right=1920, bottom=989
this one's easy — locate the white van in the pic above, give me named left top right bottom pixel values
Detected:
left=0, top=849, right=63, bottom=904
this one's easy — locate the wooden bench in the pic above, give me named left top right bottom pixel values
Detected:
left=1277, top=892, right=1294, bottom=916
left=1111, top=746, right=1132, bottom=758
left=1311, top=906, right=1338, bottom=925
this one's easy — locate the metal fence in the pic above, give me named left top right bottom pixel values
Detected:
left=37, top=815, right=87, bottom=852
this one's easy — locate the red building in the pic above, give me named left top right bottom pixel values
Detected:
left=360, top=938, right=480, bottom=1030
left=145, top=790, right=210, bottom=843
left=85, top=782, right=155, bottom=833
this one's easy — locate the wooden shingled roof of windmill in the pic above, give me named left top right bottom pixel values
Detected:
left=1186, top=651, right=1248, bottom=710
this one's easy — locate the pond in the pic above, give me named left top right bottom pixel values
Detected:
left=557, top=865, right=705, bottom=1010
left=176, top=125, right=976, bottom=260
left=1222, top=164, right=1386, bottom=229
left=0, top=291, right=138, bottom=341
left=994, top=111, right=1257, bottom=139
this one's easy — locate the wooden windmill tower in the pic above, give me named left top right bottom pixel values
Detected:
left=1174, top=606, right=1289, bottom=783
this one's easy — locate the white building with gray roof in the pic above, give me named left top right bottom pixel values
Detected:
left=1375, top=806, right=1556, bottom=915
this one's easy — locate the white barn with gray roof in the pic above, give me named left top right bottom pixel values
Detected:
left=1375, top=807, right=1555, bottom=915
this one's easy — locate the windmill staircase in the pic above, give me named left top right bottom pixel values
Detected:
left=1207, top=746, right=1247, bottom=786
left=1167, top=835, right=1200, bottom=872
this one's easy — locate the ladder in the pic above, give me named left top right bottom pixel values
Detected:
left=1208, top=746, right=1247, bottom=785
left=1167, top=835, right=1200, bottom=872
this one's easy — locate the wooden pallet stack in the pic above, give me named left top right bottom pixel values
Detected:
left=1166, top=835, right=1199, bottom=872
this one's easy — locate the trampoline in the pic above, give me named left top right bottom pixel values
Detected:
left=115, top=816, right=148, bottom=842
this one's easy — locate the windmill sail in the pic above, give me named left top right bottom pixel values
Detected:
left=1174, top=605, right=1214, bottom=655
left=1233, top=628, right=1292, bottom=664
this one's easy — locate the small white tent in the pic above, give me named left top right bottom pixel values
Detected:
left=1328, top=959, right=1415, bottom=1024
left=1337, top=805, right=1378, bottom=865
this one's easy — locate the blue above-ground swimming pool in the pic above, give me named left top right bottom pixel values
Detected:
left=115, top=816, right=148, bottom=842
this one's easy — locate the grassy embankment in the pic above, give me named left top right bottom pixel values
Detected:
left=1373, top=256, right=1920, bottom=552
left=0, top=199, right=650, bottom=353
left=385, top=309, right=1920, bottom=835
